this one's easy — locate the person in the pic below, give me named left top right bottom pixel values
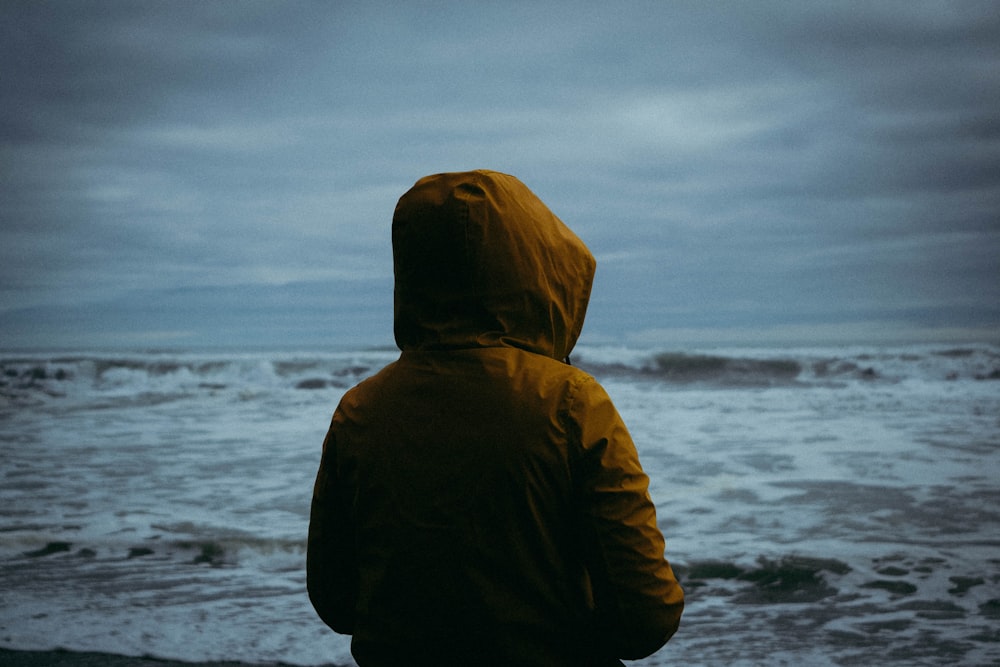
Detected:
left=307, top=169, right=684, bottom=666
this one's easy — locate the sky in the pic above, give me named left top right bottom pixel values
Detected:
left=2, top=0, right=999, bottom=349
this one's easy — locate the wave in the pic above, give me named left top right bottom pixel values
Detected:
left=575, top=344, right=1000, bottom=387
left=0, top=350, right=398, bottom=411
left=677, top=555, right=852, bottom=604
left=647, top=352, right=802, bottom=386
left=2, top=344, right=998, bottom=407
left=2, top=523, right=306, bottom=570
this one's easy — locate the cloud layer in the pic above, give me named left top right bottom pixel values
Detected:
left=3, top=1, right=998, bottom=347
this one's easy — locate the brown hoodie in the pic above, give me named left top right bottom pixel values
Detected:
left=308, top=170, right=683, bottom=666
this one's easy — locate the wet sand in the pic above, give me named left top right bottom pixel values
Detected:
left=0, top=649, right=344, bottom=667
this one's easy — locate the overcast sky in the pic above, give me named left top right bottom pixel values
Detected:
left=2, top=0, right=998, bottom=349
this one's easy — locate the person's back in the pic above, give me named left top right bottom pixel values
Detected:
left=308, top=170, right=683, bottom=666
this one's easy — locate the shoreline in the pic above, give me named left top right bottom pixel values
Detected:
left=0, top=649, right=346, bottom=667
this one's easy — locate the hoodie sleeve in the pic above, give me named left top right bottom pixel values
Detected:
left=567, top=376, right=684, bottom=660
left=307, top=423, right=358, bottom=635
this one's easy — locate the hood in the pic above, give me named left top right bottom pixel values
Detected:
left=392, top=170, right=595, bottom=360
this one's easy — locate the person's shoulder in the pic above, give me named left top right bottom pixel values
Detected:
left=338, top=360, right=399, bottom=402
left=513, top=349, right=599, bottom=396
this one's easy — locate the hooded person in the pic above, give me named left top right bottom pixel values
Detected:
left=307, top=170, right=684, bottom=666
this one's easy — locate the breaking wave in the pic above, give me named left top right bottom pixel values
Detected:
left=575, top=344, right=1000, bottom=387
left=3, top=344, right=997, bottom=409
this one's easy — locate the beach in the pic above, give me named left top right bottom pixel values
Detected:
left=0, top=648, right=346, bottom=667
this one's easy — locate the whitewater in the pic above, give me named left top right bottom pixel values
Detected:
left=1, top=343, right=998, bottom=666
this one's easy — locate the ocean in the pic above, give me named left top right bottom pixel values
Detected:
left=1, top=343, right=998, bottom=666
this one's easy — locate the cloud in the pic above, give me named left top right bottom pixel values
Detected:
left=2, top=0, right=998, bottom=347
